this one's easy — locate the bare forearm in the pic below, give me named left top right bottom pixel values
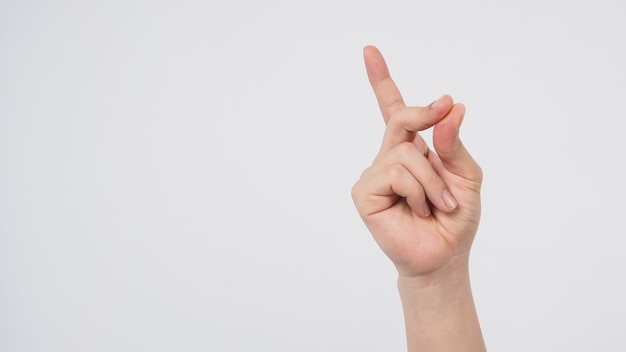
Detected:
left=398, top=265, right=485, bottom=352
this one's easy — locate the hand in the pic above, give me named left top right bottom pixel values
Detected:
left=351, top=46, right=483, bottom=284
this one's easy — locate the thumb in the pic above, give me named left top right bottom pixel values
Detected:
left=433, top=103, right=482, bottom=182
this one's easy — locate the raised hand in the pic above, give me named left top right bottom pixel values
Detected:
left=351, top=46, right=483, bottom=282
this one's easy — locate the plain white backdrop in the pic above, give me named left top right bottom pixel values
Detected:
left=1, top=0, right=625, bottom=350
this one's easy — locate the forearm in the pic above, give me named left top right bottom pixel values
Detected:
left=398, top=265, right=485, bottom=352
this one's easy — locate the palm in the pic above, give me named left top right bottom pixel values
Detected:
left=364, top=160, right=481, bottom=277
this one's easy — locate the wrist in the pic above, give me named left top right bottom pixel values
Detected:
left=397, top=264, right=471, bottom=309
left=397, top=252, right=470, bottom=290
left=397, top=261, right=485, bottom=352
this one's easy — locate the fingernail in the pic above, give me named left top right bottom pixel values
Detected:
left=442, top=190, right=457, bottom=210
left=430, top=95, right=444, bottom=108
left=422, top=203, right=431, bottom=217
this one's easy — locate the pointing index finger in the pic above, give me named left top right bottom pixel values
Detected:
left=363, top=45, right=405, bottom=124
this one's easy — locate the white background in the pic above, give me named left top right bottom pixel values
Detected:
left=1, top=0, right=625, bottom=351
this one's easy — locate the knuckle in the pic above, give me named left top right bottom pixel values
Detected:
left=350, top=181, right=361, bottom=201
left=360, top=165, right=374, bottom=178
left=394, top=141, right=418, bottom=158
left=351, top=166, right=373, bottom=201
left=387, top=163, right=405, bottom=182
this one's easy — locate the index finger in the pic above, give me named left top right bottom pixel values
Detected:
left=364, top=45, right=405, bottom=124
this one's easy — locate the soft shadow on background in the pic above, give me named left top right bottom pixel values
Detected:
left=1, top=0, right=625, bottom=351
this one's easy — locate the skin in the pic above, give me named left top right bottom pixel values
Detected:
left=351, top=46, right=486, bottom=352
